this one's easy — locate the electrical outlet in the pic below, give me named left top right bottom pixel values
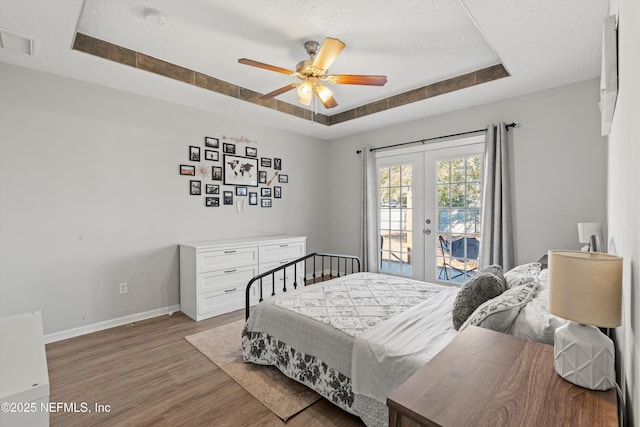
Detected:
left=119, top=282, right=128, bottom=295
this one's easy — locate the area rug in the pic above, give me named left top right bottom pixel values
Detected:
left=185, top=319, right=320, bottom=421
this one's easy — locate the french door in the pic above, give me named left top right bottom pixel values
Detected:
left=377, top=139, right=484, bottom=284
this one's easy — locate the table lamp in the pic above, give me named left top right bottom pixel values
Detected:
left=548, top=250, right=622, bottom=390
left=577, top=222, right=603, bottom=252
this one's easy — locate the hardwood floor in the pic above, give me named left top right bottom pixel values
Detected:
left=45, top=310, right=365, bottom=427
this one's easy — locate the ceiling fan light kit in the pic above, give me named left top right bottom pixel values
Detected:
left=238, top=37, right=387, bottom=109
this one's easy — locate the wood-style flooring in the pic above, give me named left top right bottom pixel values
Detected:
left=45, top=309, right=365, bottom=426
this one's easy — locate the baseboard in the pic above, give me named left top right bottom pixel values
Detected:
left=44, top=304, right=181, bottom=344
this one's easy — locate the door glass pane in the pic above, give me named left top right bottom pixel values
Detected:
left=379, top=163, right=413, bottom=276
left=436, top=155, right=481, bottom=284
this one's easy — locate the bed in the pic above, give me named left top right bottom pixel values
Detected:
left=242, top=253, right=556, bottom=427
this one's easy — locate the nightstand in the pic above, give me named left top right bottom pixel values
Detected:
left=387, top=326, right=617, bottom=426
left=538, top=254, right=548, bottom=269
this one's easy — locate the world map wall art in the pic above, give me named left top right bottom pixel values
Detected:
left=178, top=135, right=286, bottom=209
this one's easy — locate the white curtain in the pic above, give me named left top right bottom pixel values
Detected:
left=479, top=123, right=515, bottom=270
left=360, top=147, right=379, bottom=272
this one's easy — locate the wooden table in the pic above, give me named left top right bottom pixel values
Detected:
left=387, top=326, right=618, bottom=427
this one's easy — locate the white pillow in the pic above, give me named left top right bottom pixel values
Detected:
left=508, top=287, right=566, bottom=345
left=504, top=262, right=542, bottom=289
left=459, top=279, right=538, bottom=333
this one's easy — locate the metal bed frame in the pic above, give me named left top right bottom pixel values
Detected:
left=245, top=252, right=361, bottom=320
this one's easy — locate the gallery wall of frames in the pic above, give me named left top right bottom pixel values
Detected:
left=178, top=135, right=288, bottom=209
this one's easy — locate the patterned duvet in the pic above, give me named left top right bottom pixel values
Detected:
left=242, top=272, right=453, bottom=424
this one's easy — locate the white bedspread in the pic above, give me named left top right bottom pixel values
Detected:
left=351, top=286, right=459, bottom=403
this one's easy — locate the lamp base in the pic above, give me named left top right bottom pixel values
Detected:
left=554, top=322, right=615, bottom=391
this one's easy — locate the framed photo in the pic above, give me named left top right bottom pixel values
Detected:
left=274, top=158, right=282, bottom=170
left=205, top=136, right=219, bottom=148
left=223, top=191, right=233, bottom=205
left=190, top=180, right=201, bottom=195
left=261, top=198, right=272, bottom=208
left=211, top=166, right=222, bottom=181
left=223, top=143, right=236, bottom=154
left=180, top=164, right=195, bottom=176
left=258, top=170, right=267, bottom=184
left=261, top=157, right=272, bottom=168
left=206, top=184, right=219, bottom=195
left=236, top=186, right=247, bottom=196
left=189, top=146, right=201, bottom=162
left=246, top=146, right=257, bottom=157
left=261, top=187, right=272, bottom=197
left=223, top=155, right=258, bottom=187
left=249, top=192, right=258, bottom=205
left=205, top=150, right=219, bottom=161
left=205, top=197, right=219, bottom=207
left=278, top=174, right=288, bottom=183
left=274, top=186, right=282, bottom=198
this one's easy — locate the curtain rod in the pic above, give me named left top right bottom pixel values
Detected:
left=356, top=122, right=517, bottom=154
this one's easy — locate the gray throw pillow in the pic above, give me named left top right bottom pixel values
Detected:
left=452, top=264, right=506, bottom=330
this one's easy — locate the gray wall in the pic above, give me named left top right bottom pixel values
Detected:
left=0, top=63, right=329, bottom=335
left=324, top=79, right=607, bottom=266
left=608, top=2, right=639, bottom=425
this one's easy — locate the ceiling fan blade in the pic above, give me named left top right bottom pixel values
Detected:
left=260, top=84, right=298, bottom=100
left=312, top=37, right=345, bottom=71
left=332, top=74, right=388, bottom=86
left=314, top=86, right=338, bottom=109
left=238, top=58, right=294, bottom=75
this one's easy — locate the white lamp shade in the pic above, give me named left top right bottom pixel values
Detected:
left=548, top=250, right=622, bottom=327
left=577, top=222, right=602, bottom=244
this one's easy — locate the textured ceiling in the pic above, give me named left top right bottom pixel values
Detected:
left=0, top=0, right=609, bottom=140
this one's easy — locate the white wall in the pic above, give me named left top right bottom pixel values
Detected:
left=608, top=1, right=640, bottom=425
left=0, top=63, right=329, bottom=335
left=324, top=79, right=607, bottom=266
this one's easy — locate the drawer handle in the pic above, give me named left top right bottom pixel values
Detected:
left=224, top=250, right=237, bottom=254
left=279, top=244, right=289, bottom=247
left=224, top=288, right=237, bottom=293
left=279, top=261, right=288, bottom=264
left=224, top=269, right=237, bottom=274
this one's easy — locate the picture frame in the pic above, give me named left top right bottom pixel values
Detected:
left=211, top=166, right=222, bottom=181
left=261, top=187, right=272, bottom=197
left=260, top=157, right=272, bottom=168
left=223, top=154, right=258, bottom=187
left=223, top=191, right=233, bottom=205
left=180, top=164, right=196, bottom=176
left=274, top=186, right=282, bottom=198
left=246, top=146, right=257, bottom=157
left=278, top=174, right=288, bottom=183
left=236, top=186, right=247, bottom=196
left=205, top=136, right=219, bottom=148
left=223, top=143, right=236, bottom=154
left=205, top=197, right=219, bottom=207
left=261, top=198, right=272, bottom=208
left=249, top=192, right=258, bottom=206
left=205, top=150, right=219, bottom=161
left=206, top=184, right=219, bottom=195
left=258, top=170, right=267, bottom=184
left=189, top=146, right=201, bottom=162
left=190, top=180, right=201, bottom=195
left=274, top=158, right=282, bottom=170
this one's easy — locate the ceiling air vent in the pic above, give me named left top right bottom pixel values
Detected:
left=0, top=29, right=34, bottom=55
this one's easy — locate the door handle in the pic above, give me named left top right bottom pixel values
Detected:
left=423, top=229, right=431, bottom=235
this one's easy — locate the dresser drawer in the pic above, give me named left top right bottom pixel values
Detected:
left=198, top=286, right=258, bottom=317
left=259, top=241, right=305, bottom=264
left=197, top=246, right=258, bottom=272
left=197, top=266, right=258, bottom=294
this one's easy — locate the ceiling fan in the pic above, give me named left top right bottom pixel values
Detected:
left=238, top=37, right=387, bottom=109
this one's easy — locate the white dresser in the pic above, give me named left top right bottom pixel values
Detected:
left=0, top=311, right=50, bottom=427
left=179, top=235, right=306, bottom=321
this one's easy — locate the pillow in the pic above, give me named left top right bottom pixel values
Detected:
left=509, top=287, right=566, bottom=344
left=459, top=278, right=538, bottom=333
left=504, top=262, right=542, bottom=289
left=452, top=264, right=506, bottom=330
